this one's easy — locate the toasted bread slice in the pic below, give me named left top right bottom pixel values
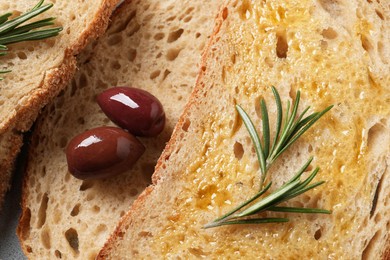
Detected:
left=0, top=0, right=119, bottom=207
left=98, top=0, right=390, bottom=258
left=17, top=0, right=221, bottom=258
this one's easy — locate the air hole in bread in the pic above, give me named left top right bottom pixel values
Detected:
left=314, top=228, right=322, bottom=240
left=374, top=213, right=382, bottom=223
left=182, top=118, right=191, bottom=132
left=233, top=141, right=244, bottom=160
left=66, top=27, right=70, bottom=34
left=92, top=205, right=100, bottom=213
left=17, top=51, right=27, bottom=60
left=86, top=192, right=95, bottom=201
left=231, top=53, right=236, bottom=64
left=95, top=224, right=107, bottom=236
left=41, top=228, right=51, bottom=249
left=127, top=48, right=137, bottom=62
left=144, top=13, right=154, bottom=22
left=54, top=249, right=62, bottom=258
left=166, top=48, right=182, bottom=61
left=162, top=69, right=171, bottom=80
left=183, top=15, right=192, bottom=23
left=375, top=9, right=384, bottom=20
left=107, top=34, right=122, bottom=46
left=127, top=23, right=140, bottom=37
left=222, top=66, right=227, bottom=84
left=26, top=246, right=32, bottom=253
left=65, top=228, right=79, bottom=254
left=78, top=73, right=88, bottom=88
left=111, top=61, right=121, bottom=70
left=276, top=30, right=288, bottom=58
left=70, top=203, right=81, bottom=216
left=367, top=123, right=386, bottom=154
left=167, top=28, right=184, bottom=43
left=185, top=7, right=195, bottom=16
left=150, top=70, right=161, bottom=80
left=79, top=180, right=94, bottom=191
left=222, top=7, right=229, bottom=20
left=321, top=28, right=338, bottom=39
left=42, top=166, right=47, bottom=178
left=166, top=16, right=176, bottom=22
left=112, top=10, right=136, bottom=34
left=154, top=32, right=165, bottom=40
left=300, top=194, right=311, bottom=203
left=362, top=230, right=381, bottom=260
left=360, top=34, right=374, bottom=53
left=37, top=193, right=49, bottom=228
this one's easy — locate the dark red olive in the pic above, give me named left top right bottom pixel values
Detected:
left=97, top=87, right=165, bottom=137
left=66, top=126, right=145, bottom=180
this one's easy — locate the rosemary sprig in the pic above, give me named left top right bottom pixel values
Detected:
left=204, top=87, right=332, bottom=229
left=0, top=0, right=62, bottom=79
left=237, top=86, right=333, bottom=188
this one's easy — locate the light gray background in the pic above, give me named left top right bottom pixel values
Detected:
left=0, top=143, right=27, bottom=260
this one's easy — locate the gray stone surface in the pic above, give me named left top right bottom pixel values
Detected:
left=0, top=143, right=27, bottom=260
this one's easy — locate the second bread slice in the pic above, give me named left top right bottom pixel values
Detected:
left=18, top=0, right=221, bottom=258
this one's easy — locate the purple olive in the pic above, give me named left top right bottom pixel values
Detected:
left=97, top=87, right=165, bottom=137
left=66, top=126, right=145, bottom=180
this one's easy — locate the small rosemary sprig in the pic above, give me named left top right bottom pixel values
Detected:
left=0, top=0, right=62, bottom=79
left=204, top=87, right=333, bottom=229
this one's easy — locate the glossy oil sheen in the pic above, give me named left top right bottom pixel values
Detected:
left=97, top=87, right=165, bottom=137
left=66, top=126, right=145, bottom=180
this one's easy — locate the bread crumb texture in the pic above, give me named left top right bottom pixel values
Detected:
left=17, top=0, right=220, bottom=259
left=99, top=0, right=390, bottom=259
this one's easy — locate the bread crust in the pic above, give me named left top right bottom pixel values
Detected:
left=0, top=0, right=119, bottom=208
